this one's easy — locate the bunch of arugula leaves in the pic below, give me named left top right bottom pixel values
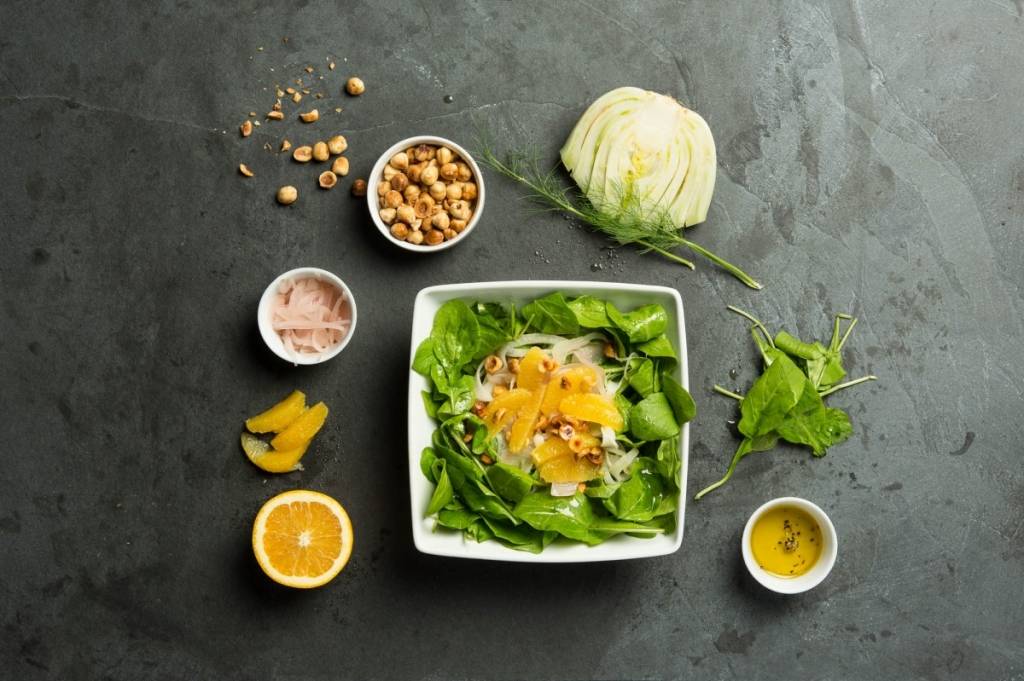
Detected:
left=413, top=293, right=696, bottom=552
left=694, top=306, right=878, bottom=500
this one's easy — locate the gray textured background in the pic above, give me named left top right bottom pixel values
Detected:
left=2, top=1, right=1022, bottom=679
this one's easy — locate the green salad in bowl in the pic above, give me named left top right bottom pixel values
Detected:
left=411, top=287, right=695, bottom=556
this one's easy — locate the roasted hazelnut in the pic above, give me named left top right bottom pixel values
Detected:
left=318, top=170, right=337, bottom=188
left=414, top=195, right=435, bottom=219
left=450, top=218, right=468, bottom=233
left=332, top=156, right=349, bottom=176
left=436, top=147, right=454, bottom=165
left=276, top=185, right=298, bottom=205
left=383, top=190, right=403, bottom=209
left=390, top=173, right=409, bottom=191
left=439, top=162, right=458, bottom=181
left=443, top=228, right=457, bottom=240
left=406, top=229, right=424, bottom=245
left=431, top=211, right=450, bottom=231
left=327, top=135, right=348, bottom=154
left=456, top=162, right=472, bottom=182
left=390, top=223, right=409, bottom=239
left=445, top=183, right=462, bottom=201
left=390, top=151, right=409, bottom=170
left=461, top=182, right=478, bottom=201
left=428, top=181, right=447, bottom=201
left=292, top=145, right=313, bottom=163
left=345, top=77, right=365, bottom=96
left=382, top=164, right=398, bottom=181
left=395, top=204, right=416, bottom=224
left=350, top=178, right=367, bottom=196
left=449, top=200, right=471, bottom=220
left=413, top=144, right=435, bottom=162
left=424, top=229, right=444, bottom=246
left=419, top=165, right=439, bottom=186
left=408, top=163, right=425, bottom=184
left=377, top=181, right=391, bottom=197
left=379, top=207, right=397, bottom=224
left=313, top=141, right=330, bottom=162
left=403, top=184, right=421, bottom=203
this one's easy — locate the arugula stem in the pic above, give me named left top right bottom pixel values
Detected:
left=818, top=374, right=877, bottom=398
left=726, top=306, right=775, bottom=347
left=713, top=385, right=744, bottom=400
left=836, top=316, right=859, bottom=353
left=678, top=238, right=762, bottom=289
left=694, top=440, right=752, bottom=501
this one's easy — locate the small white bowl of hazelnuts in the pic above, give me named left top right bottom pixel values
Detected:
left=367, top=136, right=484, bottom=252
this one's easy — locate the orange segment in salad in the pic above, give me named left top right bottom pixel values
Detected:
left=559, top=393, right=624, bottom=432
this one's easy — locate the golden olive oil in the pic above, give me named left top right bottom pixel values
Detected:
left=750, top=506, right=822, bottom=577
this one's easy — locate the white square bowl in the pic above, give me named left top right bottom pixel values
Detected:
left=407, top=281, right=690, bottom=563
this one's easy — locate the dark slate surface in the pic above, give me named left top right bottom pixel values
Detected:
left=2, top=2, right=1022, bottom=679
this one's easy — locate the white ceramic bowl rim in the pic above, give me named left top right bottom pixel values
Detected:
left=741, top=496, right=838, bottom=594
left=366, top=135, right=485, bottom=253
left=257, top=266, right=357, bottom=365
left=407, top=280, right=690, bottom=563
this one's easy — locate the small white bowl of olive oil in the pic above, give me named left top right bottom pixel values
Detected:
left=742, top=497, right=837, bottom=594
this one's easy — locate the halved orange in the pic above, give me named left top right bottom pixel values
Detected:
left=252, top=490, right=353, bottom=589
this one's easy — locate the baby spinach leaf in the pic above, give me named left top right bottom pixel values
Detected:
left=614, top=393, right=633, bottom=425
left=465, top=520, right=496, bottom=543
left=513, top=492, right=604, bottom=545
left=607, top=303, right=667, bottom=343
left=603, top=458, right=665, bottom=522
left=420, top=447, right=438, bottom=483
left=654, top=436, right=681, bottom=487
left=521, top=292, right=580, bottom=335
left=568, top=295, right=612, bottom=328
left=431, top=300, right=480, bottom=370
left=436, top=507, right=479, bottom=530
left=583, top=479, right=620, bottom=499
left=776, top=382, right=852, bottom=455
left=636, top=334, right=677, bottom=362
left=629, top=392, right=680, bottom=441
left=426, top=461, right=454, bottom=515
left=484, top=463, right=536, bottom=503
left=627, top=358, right=658, bottom=397
left=480, top=517, right=546, bottom=553
left=412, top=338, right=437, bottom=376
left=420, top=391, right=438, bottom=420
left=436, top=374, right=476, bottom=419
left=737, top=353, right=807, bottom=438
left=662, top=374, right=696, bottom=425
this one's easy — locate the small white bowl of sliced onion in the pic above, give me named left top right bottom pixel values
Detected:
left=258, top=267, right=356, bottom=365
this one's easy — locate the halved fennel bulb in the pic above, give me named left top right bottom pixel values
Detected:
left=560, top=86, right=716, bottom=228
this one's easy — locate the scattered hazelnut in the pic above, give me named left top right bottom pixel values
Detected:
left=507, top=358, right=520, bottom=373
left=276, top=185, right=298, bottom=205
left=379, top=207, right=397, bottom=224
left=484, top=355, right=503, bottom=373
left=239, top=163, right=254, bottom=177
left=267, top=110, right=285, bottom=121
left=345, top=77, right=365, bottom=96
left=331, top=156, right=349, bottom=176
left=424, top=229, right=444, bottom=245
left=318, top=171, right=338, bottom=189
left=313, top=141, right=330, bottom=162
left=351, top=178, right=368, bottom=196
left=292, top=145, right=313, bottom=163
left=299, top=109, right=319, bottom=123
left=280, top=139, right=292, bottom=152
left=406, top=229, right=424, bottom=245
left=327, top=135, right=348, bottom=155
left=292, top=91, right=302, bottom=104
left=383, top=190, right=403, bottom=209
left=240, top=120, right=253, bottom=137
left=390, top=223, right=409, bottom=239
left=395, top=204, right=416, bottom=224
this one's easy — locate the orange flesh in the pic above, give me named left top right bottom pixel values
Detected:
left=262, top=500, right=343, bottom=578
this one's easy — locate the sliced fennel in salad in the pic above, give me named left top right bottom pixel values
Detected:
left=413, top=293, right=695, bottom=553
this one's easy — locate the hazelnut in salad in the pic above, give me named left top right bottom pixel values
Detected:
left=376, top=143, right=479, bottom=246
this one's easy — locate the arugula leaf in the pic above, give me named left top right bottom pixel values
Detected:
left=521, top=292, right=580, bottom=335
left=629, top=392, right=680, bottom=441
left=602, top=458, right=667, bottom=522
left=431, top=300, right=480, bottom=370
left=568, top=295, right=612, bottom=328
left=662, top=374, right=696, bottom=425
left=426, top=461, right=454, bottom=514
left=484, top=463, right=536, bottom=503
left=737, top=353, right=807, bottom=438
